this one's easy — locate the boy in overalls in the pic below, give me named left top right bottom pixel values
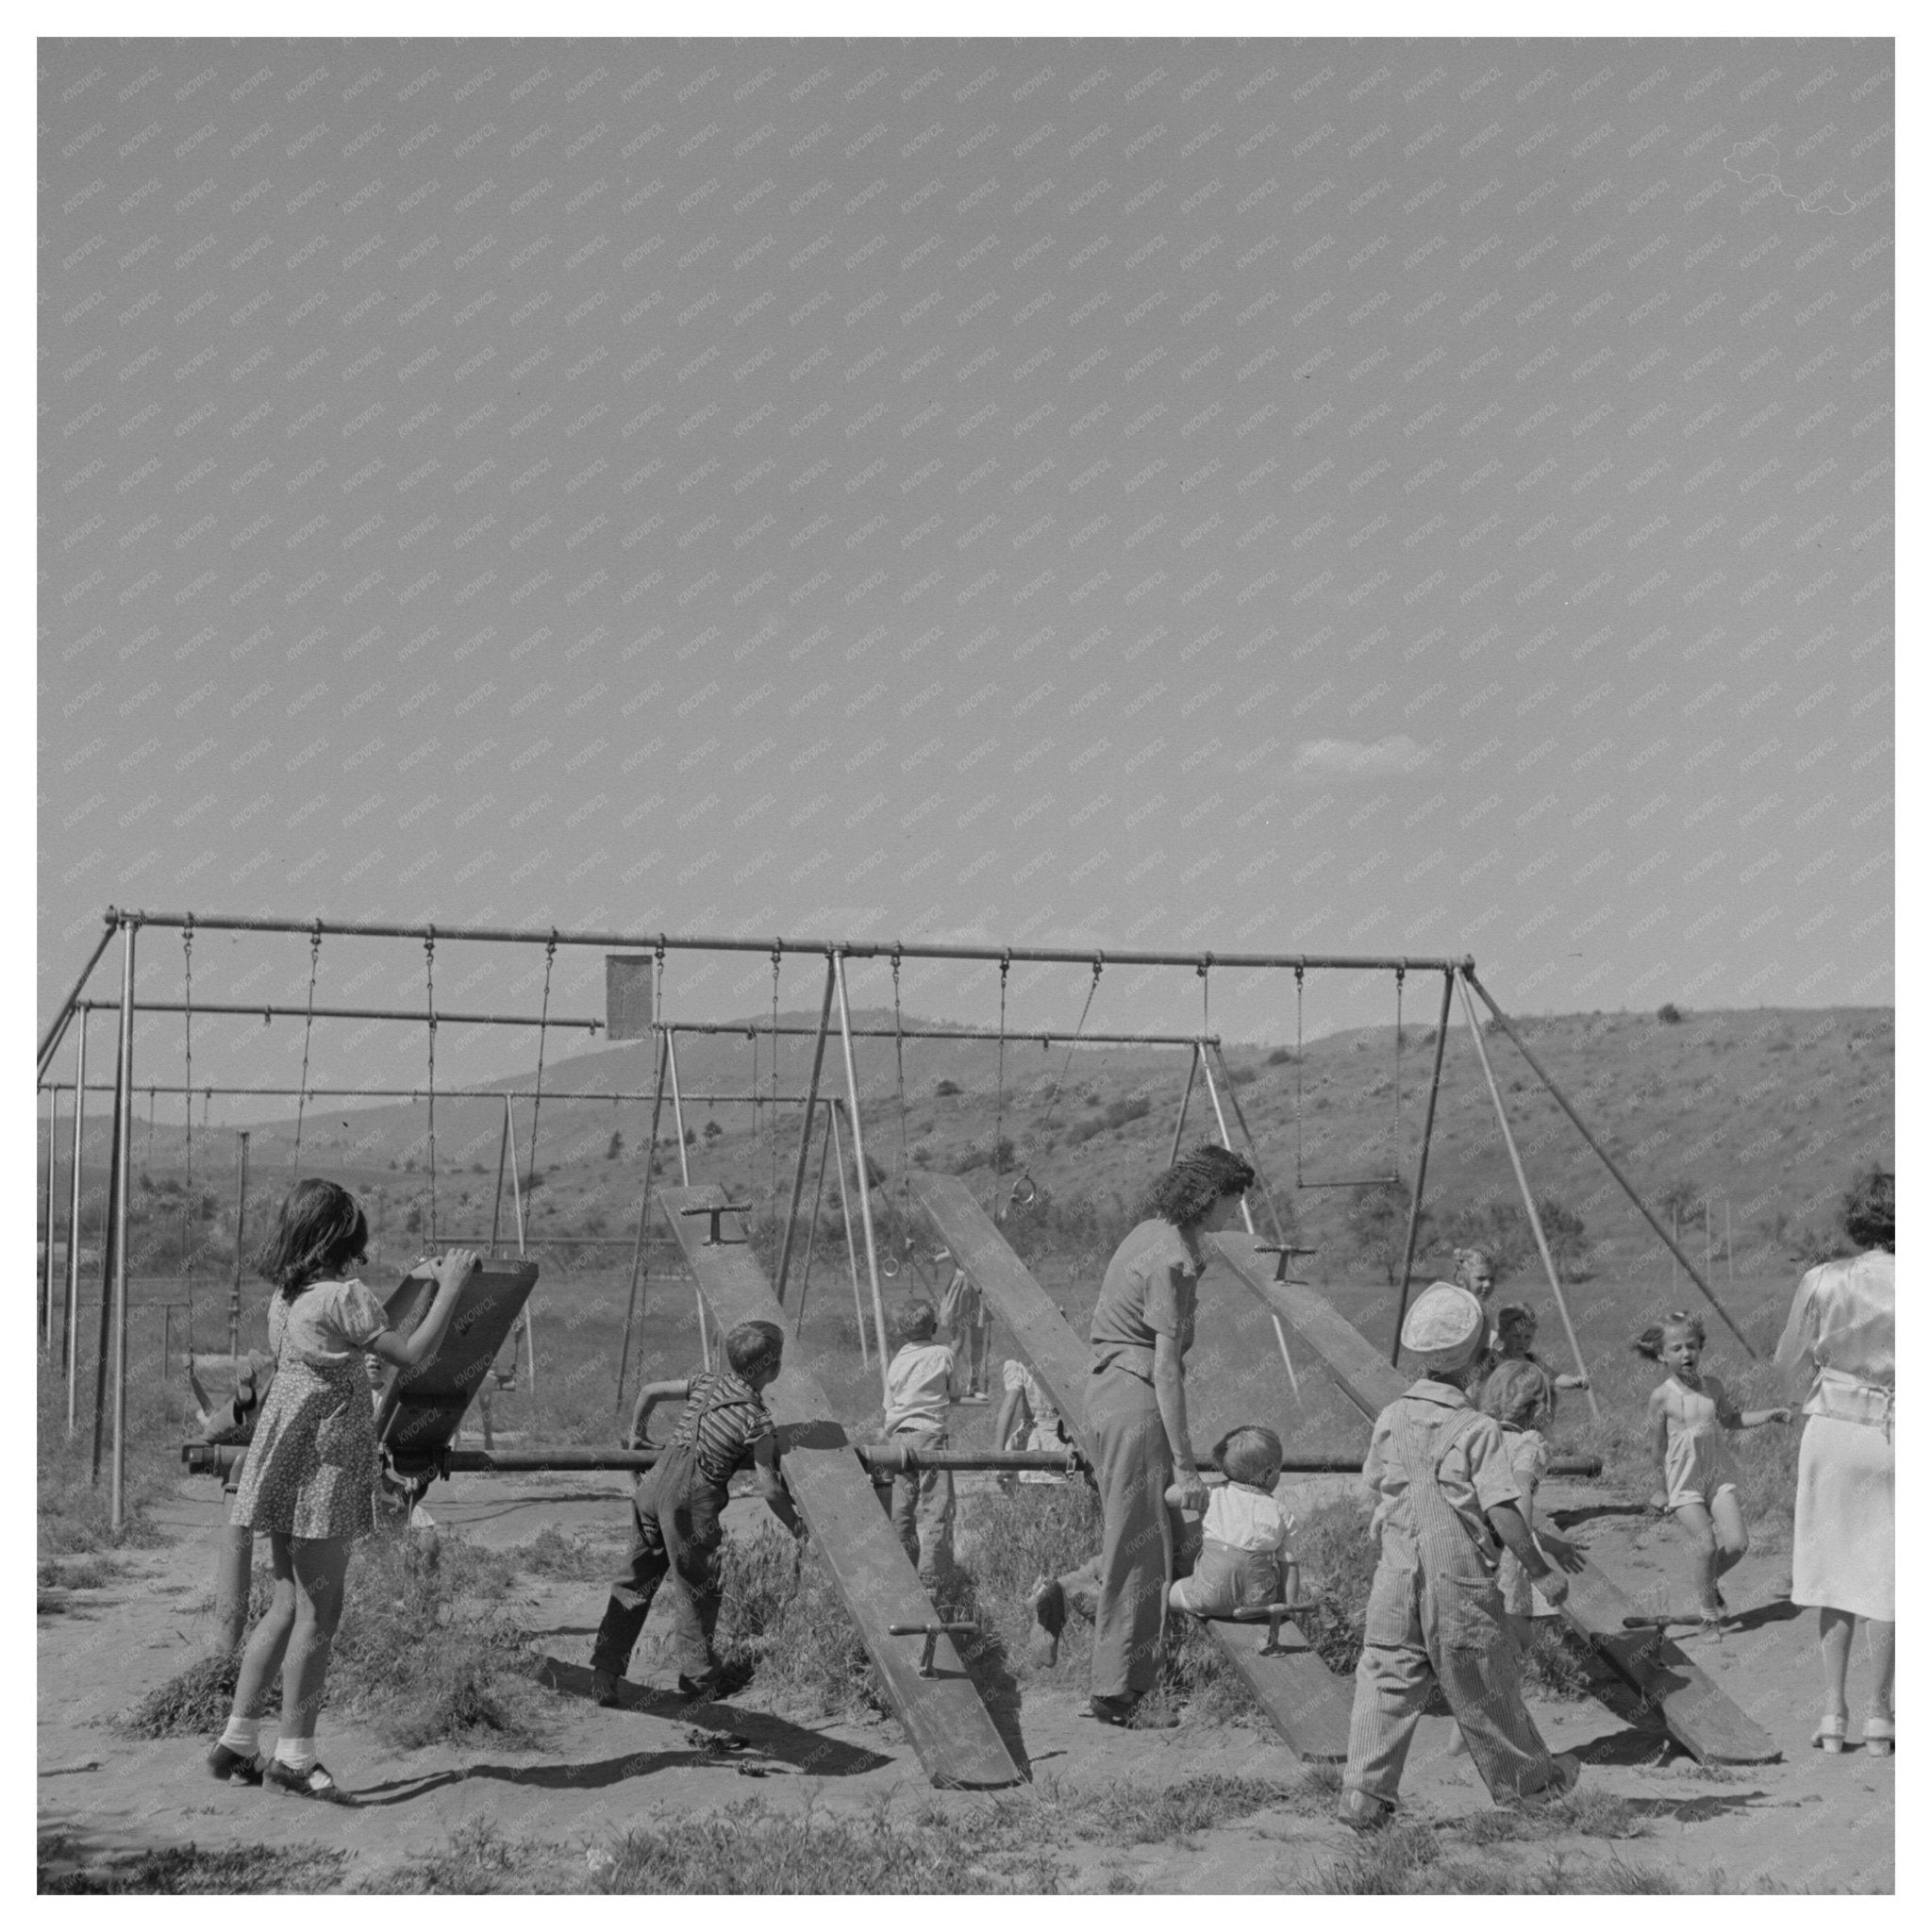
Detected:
left=1340, top=1283, right=1584, bottom=1828
left=590, top=1319, right=801, bottom=1706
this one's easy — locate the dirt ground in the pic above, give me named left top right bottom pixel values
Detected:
left=38, top=1459, right=1893, bottom=1893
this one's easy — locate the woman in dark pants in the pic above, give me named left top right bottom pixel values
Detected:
left=1033, top=1144, right=1256, bottom=1725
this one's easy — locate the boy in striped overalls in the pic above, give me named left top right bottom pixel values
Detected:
left=1339, top=1282, right=1584, bottom=1828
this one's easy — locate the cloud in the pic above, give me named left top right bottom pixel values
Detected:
left=1291, top=735, right=1435, bottom=782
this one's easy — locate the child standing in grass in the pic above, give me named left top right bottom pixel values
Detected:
left=881, top=1300, right=957, bottom=1584
left=1168, top=1425, right=1298, bottom=1619
left=1637, top=1312, right=1790, bottom=1624
left=208, top=1179, right=479, bottom=1801
left=590, top=1320, right=801, bottom=1707
left=1480, top=1359, right=1577, bottom=1653
left=1339, top=1283, right=1584, bottom=1830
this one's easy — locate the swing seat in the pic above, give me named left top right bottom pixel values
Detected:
left=373, top=1260, right=539, bottom=1471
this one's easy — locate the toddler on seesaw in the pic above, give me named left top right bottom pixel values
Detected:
left=1166, top=1424, right=1298, bottom=1618
left=1636, top=1311, right=1789, bottom=1626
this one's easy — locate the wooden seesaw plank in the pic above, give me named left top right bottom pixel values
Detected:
left=913, top=1174, right=1353, bottom=1764
left=659, top=1186, right=1022, bottom=1790
left=1208, top=1233, right=1781, bottom=1766
left=375, top=1259, right=540, bottom=1465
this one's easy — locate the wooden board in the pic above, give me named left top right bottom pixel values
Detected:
left=913, top=1174, right=1352, bottom=1764
left=659, top=1187, right=1022, bottom=1790
left=375, top=1260, right=539, bottom=1464
left=1208, top=1232, right=1781, bottom=1765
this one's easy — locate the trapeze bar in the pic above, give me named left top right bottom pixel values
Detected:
left=76, top=997, right=601, bottom=1031
left=99, top=908, right=1474, bottom=976
left=656, top=1020, right=1219, bottom=1047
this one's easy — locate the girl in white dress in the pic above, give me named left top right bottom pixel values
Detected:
left=1636, top=1312, right=1790, bottom=1625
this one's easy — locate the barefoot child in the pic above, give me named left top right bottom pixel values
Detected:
left=1339, top=1283, right=1584, bottom=1829
left=994, top=1354, right=1074, bottom=1485
left=1637, top=1312, right=1790, bottom=1624
left=1168, top=1425, right=1298, bottom=1618
left=207, top=1180, right=479, bottom=1800
left=590, top=1320, right=801, bottom=1706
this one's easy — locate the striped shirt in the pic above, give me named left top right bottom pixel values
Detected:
left=670, top=1367, right=775, bottom=1486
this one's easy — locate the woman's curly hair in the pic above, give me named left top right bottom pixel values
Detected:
left=256, top=1178, right=369, bottom=1297
left=1840, top=1166, right=1894, bottom=1253
left=1140, top=1143, right=1257, bottom=1226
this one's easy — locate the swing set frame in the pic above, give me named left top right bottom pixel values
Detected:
left=41, top=907, right=1757, bottom=1528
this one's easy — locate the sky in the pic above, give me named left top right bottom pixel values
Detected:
left=35, top=31, right=1895, bottom=1105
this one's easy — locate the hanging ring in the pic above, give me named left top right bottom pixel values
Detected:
left=1008, top=1174, right=1039, bottom=1210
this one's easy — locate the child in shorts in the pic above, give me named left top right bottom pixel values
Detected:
left=1168, top=1424, right=1298, bottom=1618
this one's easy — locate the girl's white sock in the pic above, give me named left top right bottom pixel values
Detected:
left=218, top=1715, right=259, bottom=1756
left=274, top=1736, right=319, bottom=1774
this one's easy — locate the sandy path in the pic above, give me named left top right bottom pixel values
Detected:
left=39, top=1473, right=1891, bottom=1891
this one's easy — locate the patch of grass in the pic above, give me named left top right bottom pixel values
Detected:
left=1520, top=1621, right=1597, bottom=1701
left=38, top=1839, right=346, bottom=1894
left=329, top=1528, right=546, bottom=1749
left=711, top=1525, right=894, bottom=1722
left=1291, top=1823, right=1773, bottom=1894
left=1067, top=1773, right=1307, bottom=1845
left=1453, top=1790, right=1653, bottom=1845
left=511, top=1523, right=619, bottom=1581
left=361, top=1819, right=570, bottom=1894
left=1289, top=1499, right=1378, bottom=1675
left=38, top=1553, right=124, bottom=1590
left=37, top=1369, right=181, bottom=1557
left=590, top=1797, right=1064, bottom=1894
left=121, top=1651, right=242, bottom=1740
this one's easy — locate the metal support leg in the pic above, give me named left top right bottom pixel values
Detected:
left=833, top=955, right=892, bottom=1406
left=65, top=1014, right=87, bottom=1430
left=774, top=956, right=837, bottom=1306
left=1455, top=972, right=1601, bottom=1423
left=109, top=920, right=137, bottom=1531
left=1391, top=969, right=1455, bottom=1363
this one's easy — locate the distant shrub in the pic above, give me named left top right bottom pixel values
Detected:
left=1657, top=1002, right=1684, bottom=1024
left=1265, top=1046, right=1298, bottom=1067
left=934, top=1078, right=962, bottom=1097
left=1227, top=1064, right=1259, bottom=1087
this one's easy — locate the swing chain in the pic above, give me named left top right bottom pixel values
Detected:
left=291, top=920, right=323, bottom=1181
left=1008, top=951, right=1104, bottom=1215
left=526, top=934, right=558, bottom=1207
left=424, top=930, right=438, bottom=1251
left=990, top=953, right=1011, bottom=1215
left=181, top=919, right=194, bottom=1257
left=890, top=947, right=915, bottom=1266
left=769, top=943, right=782, bottom=1206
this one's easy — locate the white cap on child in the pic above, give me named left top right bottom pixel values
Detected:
left=1400, top=1283, right=1487, bottom=1372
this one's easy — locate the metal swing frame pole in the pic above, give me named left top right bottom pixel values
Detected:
left=42, top=1084, right=60, bottom=1351
left=90, top=963, right=128, bottom=1486
left=1462, top=968, right=1757, bottom=1357
left=833, top=953, right=892, bottom=1405
left=615, top=1033, right=671, bottom=1412
left=793, top=1098, right=835, bottom=1336
left=489, top=1092, right=513, bottom=1255
left=1453, top=973, right=1603, bottom=1424
left=108, top=920, right=137, bottom=1530
left=65, top=1013, right=88, bottom=1431
left=1390, top=969, right=1457, bottom=1363
left=774, top=954, right=838, bottom=1307
left=826, top=1100, right=871, bottom=1372
left=1166, top=1043, right=1201, bottom=1165
left=663, top=1027, right=708, bottom=1368
left=38, top=917, right=118, bottom=1076
left=1197, top=1046, right=1301, bottom=1399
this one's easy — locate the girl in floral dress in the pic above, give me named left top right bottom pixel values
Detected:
left=207, top=1179, right=476, bottom=1800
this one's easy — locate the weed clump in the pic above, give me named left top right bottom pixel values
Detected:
left=711, top=1526, right=893, bottom=1722
left=39, top=1839, right=347, bottom=1894
left=121, top=1652, right=242, bottom=1740
left=329, top=1529, right=544, bottom=1749
left=1289, top=1499, right=1378, bottom=1674
left=590, top=1798, right=1063, bottom=1894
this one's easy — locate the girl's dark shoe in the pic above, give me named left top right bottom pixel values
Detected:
left=261, top=1757, right=351, bottom=1804
left=1089, top=1692, right=1178, bottom=1729
left=677, top=1671, right=724, bottom=1703
left=206, top=1741, right=263, bottom=1785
